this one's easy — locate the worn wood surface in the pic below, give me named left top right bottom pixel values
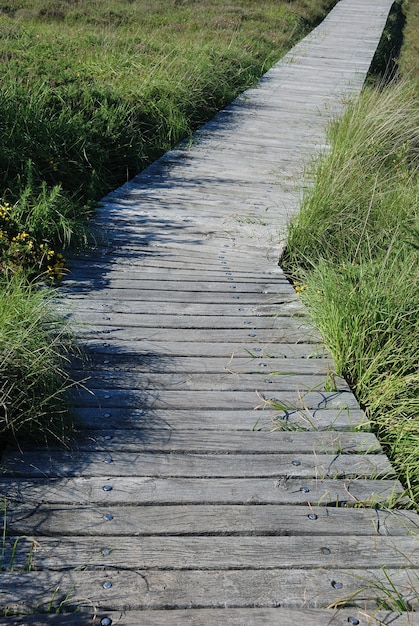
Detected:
left=2, top=0, right=418, bottom=623
left=1, top=610, right=418, bottom=626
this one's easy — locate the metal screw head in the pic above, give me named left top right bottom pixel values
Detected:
left=101, top=548, right=111, bottom=556
left=104, top=394, right=111, bottom=399
left=104, top=457, right=112, bottom=464
left=230, top=285, right=236, bottom=289
left=259, top=363, right=268, bottom=367
left=101, top=618, right=112, bottom=626
left=104, top=513, right=113, bottom=521
left=103, top=581, right=112, bottom=589
left=249, top=333, right=256, bottom=337
left=103, top=360, right=110, bottom=364
left=347, top=619, right=359, bottom=625
left=103, top=485, right=112, bottom=492
left=254, top=347, right=261, bottom=352
left=233, top=295, right=240, bottom=299
left=292, top=460, right=301, bottom=466
left=300, top=487, right=310, bottom=493
left=103, top=413, right=111, bottom=418
left=104, top=435, right=112, bottom=440
left=308, top=513, right=318, bottom=520
left=321, top=547, right=331, bottom=555
left=264, top=379, right=273, bottom=384
left=331, top=581, right=343, bottom=589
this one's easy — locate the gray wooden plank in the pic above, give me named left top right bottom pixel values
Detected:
left=2, top=608, right=418, bottom=626
left=63, top=430, right=382, bottom=453
left=67, top=313, right=315, bottom=331
left=73, top=326, right=323, bottom=343
left=0, top=568, right=416, bottom=612
left=63, top=300, right=304, bottom=317
left=5, top=429, right=375, bottom=454
left=70, top=355, right=336, bottom=375
left=71, top=372, right=351, bottom=393
left=72, top=406, right=369, bottom=431
left=5, top=504, right=417, bottom=537
left=71, top=388, right=361, bottom=410
left=63, top=279, right=293, bottom=293
left=77, top=339, right=330, bottom=359
left=4, top=536, right=418, bottom=571
left=0, top=477, right=404, bottom=506
left=1, top=452, right=393, bottom=480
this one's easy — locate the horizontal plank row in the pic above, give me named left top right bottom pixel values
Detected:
left=0, top=477, right=404, bottom=506
left=5, top=504, right=416, bottom=537
left=3, top=608, right=417, bottom=626
left=0, top=568, right=416, bottom=612
left=70, top=355, right=335, bottom=375
left=71, top=389, right=360, bottom=410
left=77, top=339, right=329, bottom=359
left=67, top=430, right=381, bottom=453
left=71, top=372, right=350, bottom=393
left=73, top=407, right=368, bottom=431
left=4, top=535, right=418, bottom=571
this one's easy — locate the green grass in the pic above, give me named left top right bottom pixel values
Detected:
left=0, top=0, right=335, bottom=219
left=283, top=80, right=419, bottom=505
left=0, top=274, right=79, bottom=443
left=0, top=0, right=336, bottom=443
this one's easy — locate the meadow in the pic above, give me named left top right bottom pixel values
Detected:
left=0, top=0, right=335, bottom=441
left=283, top=0, right=419, bottom=504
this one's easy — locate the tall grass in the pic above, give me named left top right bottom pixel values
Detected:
left=0, top=0, right=335, bottom=218
left=283, top=82, right=419, bottom=504
left=0, top=275, right=78, bottom=443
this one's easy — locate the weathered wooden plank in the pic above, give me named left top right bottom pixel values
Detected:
left=2, top=608, right=414, bottom=626
left=71, top=388, right=360, bottom=411
left=67, top=313, right=315, bottom=332
left=4, top=535, right=418, bottom=571
left=63, top=279, right=292, bottom=294
left=72, top=372, right=350, bottom=393
left=66, top=265, right=289, bottom=282
left=1, top=451, right=392, bottom=480
left=0, top=568, right=416, bottom=612
left=73, top=326, right=322, bottom=343
left=73, top=406, right=368, bottom=431
left=64, top=289, right=297, bottom=304
left=77, top=339, right=329, bottom=359
left=7, top=430, right=377, bottom=455
left=63, top=300, right=304, bottom=317
left=0, top=477, right=404, bottom=506
left=5, top=504, right=416, bottom=537
left=65, top=430, right=381, bottom=453
left=70, top=355, right=335, bottom=375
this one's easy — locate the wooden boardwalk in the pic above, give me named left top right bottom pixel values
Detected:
left=1, top=0, right=418, bottom=624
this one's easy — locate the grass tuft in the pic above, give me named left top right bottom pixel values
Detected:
left=0, top=275, right=79, bottom=444
left=283, top=81, right=419, bottom=504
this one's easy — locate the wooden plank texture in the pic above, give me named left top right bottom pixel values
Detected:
left=2, top=0, right=417, bottom=623
left=2, top=609, right=418, bottom=626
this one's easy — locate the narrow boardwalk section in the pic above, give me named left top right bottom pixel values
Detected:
left=1, top=1, right=418, bottom=624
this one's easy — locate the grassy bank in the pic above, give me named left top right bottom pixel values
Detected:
left=0, top=0, right=335, bottom=443
left=282, top=2, right=419, bottom=504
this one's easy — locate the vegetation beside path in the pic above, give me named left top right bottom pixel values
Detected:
left=283, top=0, right=419, bottom=505
left=0, top=0, right=336, bottom=442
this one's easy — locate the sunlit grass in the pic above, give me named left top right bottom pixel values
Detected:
left=283, top=81, right=419, bottom=504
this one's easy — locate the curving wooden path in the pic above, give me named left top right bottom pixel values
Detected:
left=1, top=0, right=418, bottom=624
